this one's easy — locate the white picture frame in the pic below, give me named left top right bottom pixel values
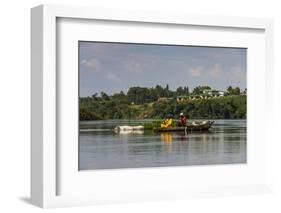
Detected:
left=31, top=4, right=274, bottom=208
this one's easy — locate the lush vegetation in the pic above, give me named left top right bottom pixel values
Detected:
left=80, top=85, right=246, bottom=120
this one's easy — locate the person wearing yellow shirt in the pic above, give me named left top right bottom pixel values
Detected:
left=161, top=114, right=173, bottom=128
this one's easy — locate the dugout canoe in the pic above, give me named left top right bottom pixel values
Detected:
left=153, top=120, right=214, bottom=132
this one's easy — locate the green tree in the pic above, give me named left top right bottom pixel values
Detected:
left=100, top=91, right=110, bottom=101
left=184, top=86, right=189, bottom=95
left=227, top=86, right=241, bottom=95
left=192, top=86, right=211, bottom=94
left=176, top=86, right=185, bottom=95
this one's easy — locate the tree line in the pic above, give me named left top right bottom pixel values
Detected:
left=88, top=85, right=245, bottom=105
left=90, top=84, right=189, bottom=105
left=80, top=85, right=246, bottom=120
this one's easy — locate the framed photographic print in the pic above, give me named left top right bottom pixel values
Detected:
left=31, top=4, right=274, bottom=208
left=78, top=41, right=247, bottom=170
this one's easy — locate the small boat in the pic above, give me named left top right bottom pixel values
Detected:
left=114, top=125, right=144, bottom=133
left=153, top=120, right=214, bottom=132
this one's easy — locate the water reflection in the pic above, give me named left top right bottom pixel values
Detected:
left=118, top=130, right=144, bottom=135
left=79, top=119, right=246, bottom=170
left=161, top=133, right=173, bottom=143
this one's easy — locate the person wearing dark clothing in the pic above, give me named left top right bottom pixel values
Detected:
left=178, top=112, right=187, bottom=127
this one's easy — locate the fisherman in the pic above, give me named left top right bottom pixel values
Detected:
left=161, top=114, right=173, bottom=128
left=178, top=112, right=187, bottom=127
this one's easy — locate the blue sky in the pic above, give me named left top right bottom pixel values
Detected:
left=79, top=41, right=246, bottom=97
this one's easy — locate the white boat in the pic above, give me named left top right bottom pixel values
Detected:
left=114, top=125, right=144, bottom=133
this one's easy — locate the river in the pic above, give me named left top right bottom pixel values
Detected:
left=79, top=119, right=246, bottom=170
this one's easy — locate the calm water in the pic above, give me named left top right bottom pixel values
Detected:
left=79, top=119, right=246, bottom=170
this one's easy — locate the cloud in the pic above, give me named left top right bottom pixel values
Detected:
left=122, top=54, right=161, bottom=74
left=106, top=72, right=121, bottom=83
left=230, top=66, right=246, bottom=81
left=189, top=67, right=202, bottom=77
left=81, top=58, right=101, bottom=72
left=209, top=63, right=223, bottom=78
left=123, top=59, right=144, bottom=74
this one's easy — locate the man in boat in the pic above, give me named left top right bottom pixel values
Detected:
left=161, top=114, right=173, bottom=128
left=177, top=112, right=187, bottom=127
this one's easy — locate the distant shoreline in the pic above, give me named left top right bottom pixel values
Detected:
left=80, top=95, right=246, bottom=121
